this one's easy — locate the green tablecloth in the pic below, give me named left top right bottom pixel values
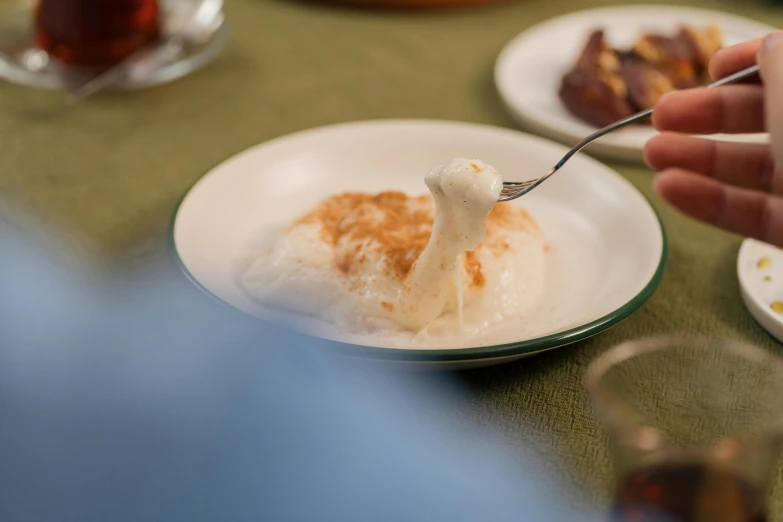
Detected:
left=2, top=0, right=783, bottom=516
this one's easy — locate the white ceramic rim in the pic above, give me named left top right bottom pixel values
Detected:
left=169, top=119, right=668, bottom=362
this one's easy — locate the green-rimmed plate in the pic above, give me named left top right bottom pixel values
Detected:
left=170, top=120, right=666, bottom=369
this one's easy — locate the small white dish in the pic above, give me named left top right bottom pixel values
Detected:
left=171, top=120, right=666, bottom=369
left=495, top=4, right=774, bottom=162
left=738, top=238, right=783, bottom=344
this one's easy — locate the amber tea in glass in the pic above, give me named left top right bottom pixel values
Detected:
left=611, top=462, right=767, bottom=522
left=36, top=0, right=161, bottom=69
left=586, top=336, right=783, bottom=522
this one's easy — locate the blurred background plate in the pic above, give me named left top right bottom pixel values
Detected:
left=494, top=4, right=775, bottom=162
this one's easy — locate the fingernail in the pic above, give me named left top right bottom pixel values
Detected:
left=762, top=31, right=783, bottom=54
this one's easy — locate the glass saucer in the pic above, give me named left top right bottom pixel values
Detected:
left=0, top=0, right=228, bottom=91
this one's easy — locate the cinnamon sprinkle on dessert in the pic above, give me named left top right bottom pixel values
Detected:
left=293, top=190, right=538, bottom=288
left=464, top=251, right=485, bottom=288
left=294, top=192, right=373, bottom=243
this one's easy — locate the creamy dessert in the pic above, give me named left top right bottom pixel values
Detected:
left=241, top=158, right=547, bottom=341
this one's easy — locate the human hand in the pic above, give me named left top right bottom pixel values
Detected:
left=644, top=32, right=783, bottom=245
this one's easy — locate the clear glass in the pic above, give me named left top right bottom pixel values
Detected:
left=586, top=336, right=783, bottom=522
left=0, top=0, right=226, bottom=91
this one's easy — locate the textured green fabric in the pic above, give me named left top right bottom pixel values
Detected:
left=2, top=0, right=783, bottom=517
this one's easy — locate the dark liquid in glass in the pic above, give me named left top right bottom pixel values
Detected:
left=611, top=464, right=767, bottom=522
left=36, top=0, right=160, bottom=68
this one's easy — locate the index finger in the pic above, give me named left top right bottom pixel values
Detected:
left=709, top=39, right=762, bottom=80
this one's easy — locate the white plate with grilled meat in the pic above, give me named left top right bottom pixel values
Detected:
left=495, top=5, right=773, bottom=162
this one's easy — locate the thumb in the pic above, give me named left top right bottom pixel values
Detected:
left=759, top=31, right=783, bottom=161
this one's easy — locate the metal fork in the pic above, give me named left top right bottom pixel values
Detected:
left=499, top=64, right=762, bottom=202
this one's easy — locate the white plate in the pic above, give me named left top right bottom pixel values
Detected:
left=738, top=238, right=783, bottom=344
left=495, top=4, right=774, bottom=162
left=171, top=120, right=666, bottom=368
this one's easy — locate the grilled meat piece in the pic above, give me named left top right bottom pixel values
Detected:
left=679, top=25, right=723, bottom=81
left=559, top=69, right=635, bottom=127
left=557, top=24, right=724, bottom=127
left=632, top=33, right=699, bottom=88
left=621, top=61, right=676, bottom=111
left=574, top=30, right=621, bottom=74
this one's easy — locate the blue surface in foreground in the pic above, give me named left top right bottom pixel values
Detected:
left=0, top=224, right=597, bottom=522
